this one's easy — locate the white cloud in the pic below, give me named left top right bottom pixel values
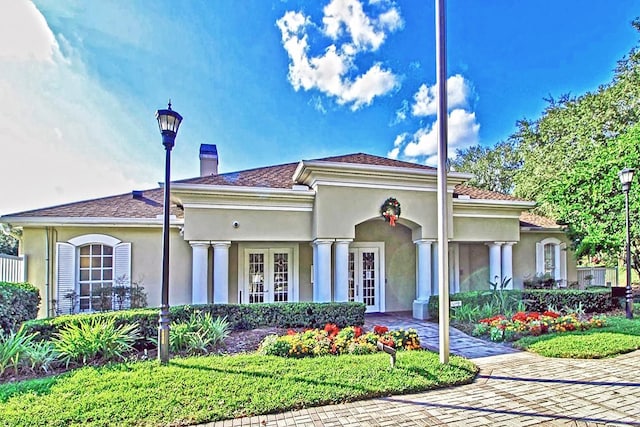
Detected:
left=0, top=1, right=57, bottom=62
left=0, top=2, right=158, bottom=215
left=411, top=74, right=471, bottom=117
left=400, top=109, right=480, bottom=164
left=277, top=0, right=402, bottom=110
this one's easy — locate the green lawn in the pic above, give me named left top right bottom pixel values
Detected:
left=514, top=316, right=640, bottom=358
left=0, top=351, right=477, bottom=427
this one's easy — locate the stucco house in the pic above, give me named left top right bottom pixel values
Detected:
left=0, top=145, right=575, bottom=319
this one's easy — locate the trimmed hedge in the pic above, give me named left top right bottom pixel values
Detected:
left=0, top=281, right=40, bottom=333
left=428, top=288, right=617, bottom=319
left=21, top=302, right=366, bottom=348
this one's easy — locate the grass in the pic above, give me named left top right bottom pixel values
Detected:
left=514, top=315, right=640, bottom=358
left=0, top=350, right=477, bottom=426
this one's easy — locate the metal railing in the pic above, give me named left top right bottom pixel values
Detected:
left=0, top=253, right=27, bottom=283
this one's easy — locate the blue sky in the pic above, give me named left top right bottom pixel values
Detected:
left=1, top=0, right=638, bottom=215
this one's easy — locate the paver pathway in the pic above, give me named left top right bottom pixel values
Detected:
left=203, top=313, right=640, bottom=426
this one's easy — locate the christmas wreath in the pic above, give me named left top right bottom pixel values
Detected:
left=380, top=197, right=401, bottom=226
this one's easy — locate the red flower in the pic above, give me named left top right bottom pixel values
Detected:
left=373, top=325, right=389, bottom=335
left=286, top=329, right=297, bottom=335
left=324, top=323, right=339, bottom=336
left=353, top=326, right=363, bottom=338
left=543, top=311, right=560, bottom=318
left=512, top=312, right=527, bottom=322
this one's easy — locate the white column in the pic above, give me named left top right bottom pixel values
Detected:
left=431, top=242, right=439, bottom=296
left=313, top=239, right=333, bottom=302
left=334, top=239, right=352, bottom=302
left=413, top=239, right=433, bottom=319
left=212, top=241, right=231, bottom=303
left=190, top=241, right=210, bottom=304
left=487, top=242, right=503, bottom=287
left=501, top=242, right=514, bottom=289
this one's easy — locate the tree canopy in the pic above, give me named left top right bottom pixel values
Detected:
left=453, top=18, right=640, bottom=271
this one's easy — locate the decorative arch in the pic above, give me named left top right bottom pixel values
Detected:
left=536, top=237, right=567, bottom=284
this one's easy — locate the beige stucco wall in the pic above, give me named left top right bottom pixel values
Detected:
left=453, top=217, right=520, bottom=242
left=183, top=207, right=312, bottom=241
left=355, top=220, right=415, bottom=312
left=514, top=230, right=577, bottom=288
left=314, top=185, right=447, bottom=241
left=458, top=243, right=490, bottom=292
left=22, top=226, right=192, bottom=318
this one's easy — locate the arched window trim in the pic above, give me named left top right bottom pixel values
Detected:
left=56, top=233, right=130, bottom=315
left=535, top=237, right=567, bottom=285
left=68, top=234, right=121, bottom=247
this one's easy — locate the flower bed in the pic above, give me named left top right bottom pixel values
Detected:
left=472, top=311, right=606, bottom=342
left=258, top=323, right=421, bottom=358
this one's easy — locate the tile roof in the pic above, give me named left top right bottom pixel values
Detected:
left=519, top=212, right=561, bottom=229
left=453, top=184, right=529, bottom=202
left=2, top=152, right=550, bottom=226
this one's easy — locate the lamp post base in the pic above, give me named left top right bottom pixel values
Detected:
left=158, top=305, right=170, bottom=363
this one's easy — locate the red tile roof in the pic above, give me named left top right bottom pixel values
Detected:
left=2, top=152, right=552, bottom=229
left=519, top=212, right=561, bottom=229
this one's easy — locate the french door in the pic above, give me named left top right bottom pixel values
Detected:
left=348, top=246, right=380, bottom=313
left=244, top=249, right=293, bottom=303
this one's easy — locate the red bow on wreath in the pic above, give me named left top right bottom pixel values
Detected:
left=380, top=198, right=401, bottom=227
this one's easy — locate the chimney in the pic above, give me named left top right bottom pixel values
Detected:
left=199, top=144, right=218, bottom=177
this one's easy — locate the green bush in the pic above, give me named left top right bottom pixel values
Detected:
left=0, top=329, right=36, bottom=376
left=0, top=282, right=40, bottom=333
left=169, top=313, right=230, bottom=354
left=429, top=289, right=616, bottom=319
left=21, top=302, right=366, bottom=349
left=52, top=317, right=140, bottom=366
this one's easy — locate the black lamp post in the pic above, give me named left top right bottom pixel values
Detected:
left=619, top=167, right=635, bottom=319
left=156, top=101, right=183, bottom=363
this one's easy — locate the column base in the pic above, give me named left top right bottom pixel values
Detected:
left=412, top=300, right=430, bottom=320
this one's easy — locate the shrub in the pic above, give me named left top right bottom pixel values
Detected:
left=0, top=329, right=36, bottom=376
left=0, top=281, right=40, bottom=333
left=429, top=289, right=616, bottom=319
left=22, top=302, right=366, bottom=349
left=52, top=317, right=140, bottom=366
left=169, top=313, right=231, bottom=354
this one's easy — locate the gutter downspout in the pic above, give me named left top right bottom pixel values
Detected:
left=45, top=227, right=51, bottom=318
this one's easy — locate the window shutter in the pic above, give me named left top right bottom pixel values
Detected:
left=535, top=242, right=544, bottom=275
left=56, top=242, right=76, bottom=315
left=114, top=242, right=132, bottom=307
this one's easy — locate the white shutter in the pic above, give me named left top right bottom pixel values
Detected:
left=114, top=242, right=132, bottom=308
left=535, top=242, right=544, bottom=275
left=56, top=242, right=76, bottom=315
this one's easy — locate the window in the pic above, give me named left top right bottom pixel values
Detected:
left=536, top=237, right=566, bottom=285
left=543, top=244, right=555, bottom=276
left=78, top=244, right=114, bottom=311
left=56, top=234, right=131, bottom=314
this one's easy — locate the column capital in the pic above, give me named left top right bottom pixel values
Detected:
left=189, top=241, right=210, bottom=248
left=334, top=239, right=353, bottom=244
left=211, top=241, right=231, bottom=248
left=502, top=241, right=516, bottom=246
left=312, top=239, right=334, bottom=246
left=414, top=239, right=436, bottom=245
left=485, top=241, right=505, bottom=247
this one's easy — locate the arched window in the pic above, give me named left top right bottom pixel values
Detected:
left=536, top=237, right=566, bottom=285
left=56, top=234, right=130, bottom=314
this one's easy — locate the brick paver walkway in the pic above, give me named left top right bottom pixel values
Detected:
left=202, top=313, right=640, bottom=426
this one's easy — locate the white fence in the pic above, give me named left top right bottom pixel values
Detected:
left=0, top=254, right=26, bottom=283
left=577, top=266, right=618, bottom=287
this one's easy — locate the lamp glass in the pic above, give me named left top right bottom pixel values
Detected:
left=156, top=109, right=183, bottom=135
left=619, top=168, right=635, bottom=186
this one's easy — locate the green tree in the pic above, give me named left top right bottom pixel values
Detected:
left=0, top=233, right=18, bottom=256
left=540, top=124, right=640, bottom=275
left=451, top=140, right=522, bottom=194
